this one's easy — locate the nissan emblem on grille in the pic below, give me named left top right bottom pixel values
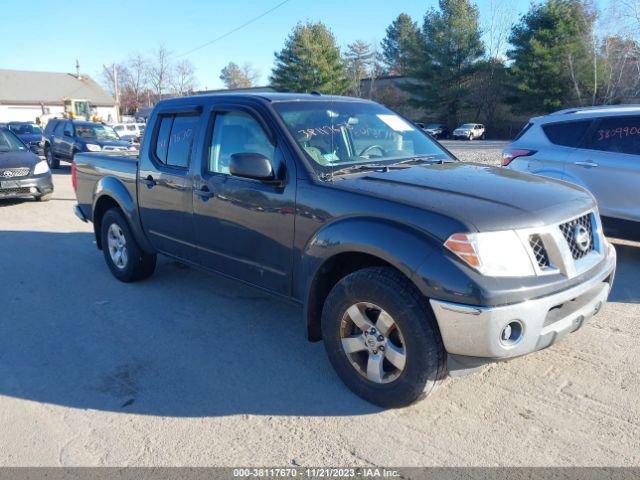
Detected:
left=574, top=224, right=591, bottom=252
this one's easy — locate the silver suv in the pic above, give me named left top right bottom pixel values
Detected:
left=503, top=105, right=640, bottom=239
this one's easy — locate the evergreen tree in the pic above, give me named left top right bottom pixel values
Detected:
left=345, top=40, right=374, bottom=96
left=270, top=22, right=350, bottom=94
left=406, top=0, right=484, bottom=124
left=381, top=13, right=423, bottom=75
left=508, top=0, right=600, bottom=112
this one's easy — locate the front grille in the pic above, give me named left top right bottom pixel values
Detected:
left=0, top=187, right=31, bottom=196
left=0, top=167, right=30, bottom=178
left=559, top=213, right=595, bottom=260
left=529, top=234, right=550, bottom=268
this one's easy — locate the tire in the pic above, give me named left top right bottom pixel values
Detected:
left=36, top=193, right=52, bottom=202
left=100, top=208, right=156, bottom=282
left=321, top=267, right=446, bottom=408
left=45, top=146, right=59, bottom=169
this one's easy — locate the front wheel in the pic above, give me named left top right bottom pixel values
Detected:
left=321, top=267, right=446, bottom=408
left=100, top=208, right=156, bottom=282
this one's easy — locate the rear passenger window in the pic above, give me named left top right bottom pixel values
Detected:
left=542, top=120, right=592, bottom=147
left=513, top=123, right=532, bottom=141
left=586, top=116, right=640, bottom=155
left=154, top=114, right=200, bottom=168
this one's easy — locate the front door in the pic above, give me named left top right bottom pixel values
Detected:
left=138, top=112, right=201, bottom=260
left=192, top=106, right=296, bottom=296
left=567, top=115, right=640, bottom=222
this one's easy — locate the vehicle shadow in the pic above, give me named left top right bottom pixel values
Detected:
left=0, top=230, right=379, bottom=417
left=608, top=239, right=640, bottom=304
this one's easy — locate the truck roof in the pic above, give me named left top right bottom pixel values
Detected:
left=159, top=92, right=375, bottom=107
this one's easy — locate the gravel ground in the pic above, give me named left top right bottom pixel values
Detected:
left=442, top=140, right=507, bottom=165
left=0, top=163, right=638, bottom=467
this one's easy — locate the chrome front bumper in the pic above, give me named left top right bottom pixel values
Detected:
left=430, top=243, right=616, bottom=361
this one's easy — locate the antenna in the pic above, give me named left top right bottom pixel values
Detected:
left=75, top=59, right=81, bottom=79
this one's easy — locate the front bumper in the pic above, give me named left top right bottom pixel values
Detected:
left=0, top=174, right=54, bottom=199
left=430, top=242, right=616, bottom=370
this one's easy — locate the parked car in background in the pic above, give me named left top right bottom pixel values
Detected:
left=423, top=123, right=450, bottom=139
left=452, top=123, right=485, bottom=140
left=503, top=105, right=640, bottom=240
left=5, top=122, right=45, bottom=158
left=43, top=119, right=136, bottom=169
left=72, top=92, right=616, bottom=408
left=112, top=123, right=145, bottom=139
left=0, top=128, right=53, bottom=201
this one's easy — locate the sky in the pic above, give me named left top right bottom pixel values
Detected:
left=0, top=0, right=613, bottom=91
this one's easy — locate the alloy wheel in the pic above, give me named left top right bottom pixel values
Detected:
left=107, top=223, right=128, bottom=269
left=339, top=302, right=407, bottom=384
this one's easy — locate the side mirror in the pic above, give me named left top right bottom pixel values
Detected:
left=229, top=153, right=275, bottom=182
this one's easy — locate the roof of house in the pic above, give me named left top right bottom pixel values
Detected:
left=0, top=69, right=116, bottom=107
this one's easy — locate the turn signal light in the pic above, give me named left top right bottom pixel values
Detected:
left=71, top=160, right=77, bottom=192
left=444, top=234, right=481, bottom=268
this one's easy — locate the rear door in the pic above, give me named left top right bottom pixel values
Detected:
left=528, top=119, right=594, bottom=179
left=137, top=108, right=202, bottom=260
left=566, top=115, right=640, bottom=222
left=191, top=103, right=296, bottom=296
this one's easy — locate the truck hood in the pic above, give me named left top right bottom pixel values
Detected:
left=334, top=163, right=595, bottom=232
left=0, top=150, right=40, bottom=169
left=16, top=134, right=42, bottom=144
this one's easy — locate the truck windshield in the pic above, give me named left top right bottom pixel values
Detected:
left=273, top=101, right=451, bottom=174
left=0, top=129, right=27, bottom=153
left=75, top=124, right=119, bottom=141
left=8, top=124, right=42, bottom=135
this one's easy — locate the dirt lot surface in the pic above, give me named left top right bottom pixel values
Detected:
left=1, top=148, right=638, bottom=467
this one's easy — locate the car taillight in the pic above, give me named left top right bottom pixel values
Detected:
left=71, top=160, right=77, bottom=191
left=501, top=149, right=536, bottom=166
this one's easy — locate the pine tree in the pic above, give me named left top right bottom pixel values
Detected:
left=345, top=40, right=374, bottom=96
left=381, top=13, right=423, bottom=75
left=270, top=22, right=350, bottom=94
left=509, top=0, right=600, bottom=112
left=405, top=0, right=484, bottom=124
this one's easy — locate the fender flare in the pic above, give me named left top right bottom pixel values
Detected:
left=92, top=176, right=154, bottom=254
left=299, top=217, right=440, bottom=339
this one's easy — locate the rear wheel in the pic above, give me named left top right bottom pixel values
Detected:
left=45, top=146, right=60, bottom=169
left=321, top=267, right=446, bottom=408
left=100, top=208, right=156, bottom=282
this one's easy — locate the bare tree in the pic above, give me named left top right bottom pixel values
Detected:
left=172, top=59, right=197, bottom=95
left=147, top=46, right=173, bottom=100
left=124, top=53, right=149, bottom=109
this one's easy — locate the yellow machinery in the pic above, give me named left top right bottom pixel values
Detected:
left=63, top=99, right=91, bottom=121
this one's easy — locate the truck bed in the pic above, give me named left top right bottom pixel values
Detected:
left=74, top=151, right=140, bottom=223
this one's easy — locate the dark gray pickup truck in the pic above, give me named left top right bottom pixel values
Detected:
left=73, top=93, right=616, bottom=407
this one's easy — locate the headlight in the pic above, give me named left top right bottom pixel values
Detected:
left=444, top=231, right=535, bottom=277
left=86, top=144, right=102, bottom=152
left=33, top=160, right=50, bottom=175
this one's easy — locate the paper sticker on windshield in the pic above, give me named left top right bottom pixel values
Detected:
left=376, top=115, right=414, bottom=132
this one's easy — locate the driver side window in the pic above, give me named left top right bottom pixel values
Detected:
left=208, top=111, right=275, bottom=175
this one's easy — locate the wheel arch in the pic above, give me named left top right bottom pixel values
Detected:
left=301, top=217, right=439, bottom=341
left=92, top=177, right=154, bottom=254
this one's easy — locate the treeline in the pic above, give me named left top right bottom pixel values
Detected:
left=101, top=47, right=197, bottom=115
left=219, top=0, right=640, bottom=134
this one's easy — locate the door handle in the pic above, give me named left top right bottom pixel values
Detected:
left=142, top=175, right=156, bottom=188
left=574, top=161, right=599, bottom=168
left=194, top=186, right=214, bottom=200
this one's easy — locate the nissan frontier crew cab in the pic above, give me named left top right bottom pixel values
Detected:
left=72, top=93, right=616, bottom=408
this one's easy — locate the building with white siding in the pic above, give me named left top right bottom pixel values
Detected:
left=0, top=69, right=117, bottom=123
